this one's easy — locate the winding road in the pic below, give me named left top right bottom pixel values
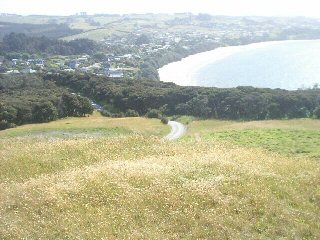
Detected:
left=164, top=121, right=186, bottom=140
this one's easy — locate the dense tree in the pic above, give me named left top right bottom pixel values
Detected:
left=0, top=74, right=94, bottom=130
left=59, top=93, right=94, bottom=117
left=0, top=33, right=99, bottom=56
left=313, top=106, right=320, bottom=119
left=1, top=72, right=320, bottom=131
left=32, top=102, right=58, bottom=123
left=45, top=72, right=320, bottom=121
left=0, top=22, right=82, bottom=41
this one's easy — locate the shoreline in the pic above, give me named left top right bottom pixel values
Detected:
left=158, top=39, right=319, bottom=87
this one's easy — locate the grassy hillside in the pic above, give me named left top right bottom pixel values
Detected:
left=185, top=118, right=320, bottom=159
left=1, top=116, right=319, bottom=239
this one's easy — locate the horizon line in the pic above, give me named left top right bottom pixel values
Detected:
left=0, top=12, right=319, bottom=19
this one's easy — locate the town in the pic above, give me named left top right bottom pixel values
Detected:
left=1, top=13, right=320, bottom=79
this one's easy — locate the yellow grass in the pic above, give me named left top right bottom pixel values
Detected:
left=0, top=113, right=169, bottom=138
left=0, top=117, right=319, bottom=239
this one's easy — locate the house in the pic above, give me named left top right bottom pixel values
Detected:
left=105, top=68, right=124, bottom=78
left=21, top=67, right=37, bottom=74
left=12, top=59, right=18, bottom=65
left=77, top=55, right=89, bottom=62
left=35, top=59, right=45, bottom=68
left=27, top=59, right=35, bottom=63
left=0, top=66, right=7, bottom=73
left=64, top=68, right=75, bottom=72
left=6, top=70, right=20, bottom=74
left=69, top=60, right=80, bottom=69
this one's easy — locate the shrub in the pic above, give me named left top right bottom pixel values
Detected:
left=313, top=106, right=320, bottom=119
left=146, top=109, right=160, bottom=119
left=32, top=102, right=58, bottom=123
left=161, top=116, right=168, bottom=124
left=101, top=110, right=113, bottom=117
left=0, top=120, right=16, bottom=130
left=125, top=109, right=139, bottom=117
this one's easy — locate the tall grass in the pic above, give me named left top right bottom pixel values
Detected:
left=0, top=117, right=319, bottom=239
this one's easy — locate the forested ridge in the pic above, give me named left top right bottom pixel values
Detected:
left=0, top=22, right=82, bottom=41
left=0, top=33, right=99, bottom=56
left=1, top=72, right=320, bottom=130
left=0, top=74, right=93, bottom=130
left=49, top=72, right=320, bottom=119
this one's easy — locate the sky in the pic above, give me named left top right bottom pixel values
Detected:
left=1, top=0, right=320, bottom=17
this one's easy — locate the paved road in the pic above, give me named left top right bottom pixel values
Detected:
left=164, top=121, right=186, bottom=140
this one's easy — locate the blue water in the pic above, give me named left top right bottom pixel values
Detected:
left=194, top=40, right=320, bottom=90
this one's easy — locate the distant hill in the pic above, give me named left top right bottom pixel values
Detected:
left=0, top=21, right=82, bottom=40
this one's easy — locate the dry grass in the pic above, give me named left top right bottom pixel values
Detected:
left=0, top=117, right=319, bottom=239
left=0, top=113, right=169, bottom=138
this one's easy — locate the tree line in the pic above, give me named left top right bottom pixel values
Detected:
left=46, top=72, right=320, bottom=120
left=0, top=74, right=93, bottom=130
left=2, top=72, right=320, bottom=131
left=0, top=33, right=99, bottom=56
left=0, top=22, right=82, bottom=41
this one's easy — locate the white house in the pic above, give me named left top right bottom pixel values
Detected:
left=21, top=67, right=37, bottom=74
left=105, top=68, right=124, bottom=78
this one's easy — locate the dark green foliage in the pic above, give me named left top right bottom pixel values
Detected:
left=134, top=34, right=150, bottom=45
left=0, top=120, right=16, bottom=130
left=59, top=93, right=93, bottom=117
left=125, top=109, right=139, bottom=117
left=32, top=102, right=58, bottom=123
left=161, top=116, right=168, bottom=124
left=313, top=106, right=320, bottom=119
left=101, top=109, right=125, bottom=118
left=0, top=103, right=17, bottom=123
left=146, top=109, right=160, bottom=119
left=100, top=110, right=113, bottom=117
left=45, top=72, right=320, bottom=122
left=0, top=22, right=82, bottom=40
left=0, top=33, right=99, bottom=56
left=0, top=103, right=17, bottom=129
left=2, top=72, right=320, bottom=131
left=0, top=74, right=94, bottom=130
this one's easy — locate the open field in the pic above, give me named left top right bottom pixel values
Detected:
left=185, top=118, right=320, bottom=159
left=0, top=112, right=169, bottom=139
left=1, top=116, right=319, bottom=239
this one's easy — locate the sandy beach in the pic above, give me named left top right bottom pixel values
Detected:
left=158, top=40, right=314, bottom=86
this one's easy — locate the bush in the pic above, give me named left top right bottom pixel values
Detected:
left=101, top=110, right=125, bottom=118
left=0, top=120, right=16, bottom=130
left=125, top=109, right=139, bottom=117
left=32, top=102, right=58, bottom=123
left=313, top=106, right=320, bottom=119
left=161, top=116, right=168, bottom=124
left=146, top=109, right=160, bottom=119
left=101, top=110, right=113, bottom=117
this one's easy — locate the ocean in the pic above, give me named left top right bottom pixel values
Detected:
left=158, top=40, right=320, bottom=90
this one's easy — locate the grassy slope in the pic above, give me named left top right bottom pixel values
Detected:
left=185, top=118, right=320, bottom=159
left=1, top=116, right=319, bottom=239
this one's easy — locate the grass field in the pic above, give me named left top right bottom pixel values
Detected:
left=185, top=118, right=320, bottom=159
left=1, top=115, right=319, bottom=239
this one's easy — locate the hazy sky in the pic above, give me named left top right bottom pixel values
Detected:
left=1, top=0, right=320, bottom=17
